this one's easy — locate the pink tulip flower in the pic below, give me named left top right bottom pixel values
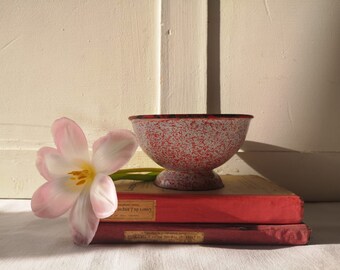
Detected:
left=31, top=117, right=138, bottom=245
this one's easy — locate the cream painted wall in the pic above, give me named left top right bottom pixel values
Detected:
left=0, top=0, right=159, bottom=145
left=1, top=0, right=339, bottom=201
left=0, top=0, right=207, bottom=198
left=0, top=0, right=160, bottom=197
left=161, top=0, right=207, bottom=113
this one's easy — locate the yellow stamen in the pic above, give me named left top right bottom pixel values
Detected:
left=67, top=163, right=95, bottom=190
left=76, top=180, right=86, bottom=186
left=68, top=171, right=82, bottom=176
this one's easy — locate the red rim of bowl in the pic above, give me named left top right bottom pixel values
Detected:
left=129, top=114, right=254, bottom=120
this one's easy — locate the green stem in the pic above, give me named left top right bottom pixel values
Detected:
left=111, top=173, right=157, bottom=182
left=109, top=168, right=164, bottom=182
left=115, top=168, right=163, bottom=174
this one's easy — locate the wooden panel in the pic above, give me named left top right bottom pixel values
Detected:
left=0, top=0, right=160, bottom=150
left=160, top=0, right=207, bottom=114
left=0, top=0, right=160, bottom=197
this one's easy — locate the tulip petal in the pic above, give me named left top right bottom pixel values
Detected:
left=92, top=130, right=138, bottom=175
left=90, top=174, right=118, bottom=219
left=69, top=190, right=99, bottom=245
left=52, top=117, right=90, bottom=163
left=31, top=179, right=79, bottom=218
left=36, top=147, right=77, bottom=181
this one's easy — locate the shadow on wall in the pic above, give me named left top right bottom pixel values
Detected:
left=207, top=1, right=340, bottom=202
left=293, top=2, right=340, bottom=153
left=207, top=0, right=221, bottom=114
left=238, top=141, right=340, bottom=202
left=0, top=210, right=132, bottom=258
left=236, top=7, right=340, bottom=202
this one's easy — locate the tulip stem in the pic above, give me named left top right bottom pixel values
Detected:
left=109, top=168, right=164, bottom=182
left=114, top=168, right=163, bottom=174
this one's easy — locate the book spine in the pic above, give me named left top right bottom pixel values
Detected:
left=103, top=194, right=303, bottom=224
left=92, top=223, right=311, bottom=245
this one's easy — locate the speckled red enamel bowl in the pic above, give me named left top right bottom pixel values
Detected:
left=129, top=114, right=253, bottom=191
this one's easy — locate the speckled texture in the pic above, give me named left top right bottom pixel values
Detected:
left=155, top=170, right=223, bottom=191
left=130, top=115, right=252, bottom=190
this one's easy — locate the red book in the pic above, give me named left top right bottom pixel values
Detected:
left=103, top=175, right=303, bottom=224
left=92, top=223, right=311, bottom=245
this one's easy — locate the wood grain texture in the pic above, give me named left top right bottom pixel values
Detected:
left=160, top=0, right=207, bottom=114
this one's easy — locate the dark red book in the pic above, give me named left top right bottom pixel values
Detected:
left=103, top=175, right=303, bottom=224
left=92, top=223, right=311, bottom=245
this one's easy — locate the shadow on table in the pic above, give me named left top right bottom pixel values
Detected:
left=303, top=203, right=340, bottom=245
left=0, top=211, right=134, bottom=258
left=0, top=211, right=82, bottom=258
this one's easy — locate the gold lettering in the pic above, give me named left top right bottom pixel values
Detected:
left=103, top=200, right=156, bottom=221
left=124, top=231, right=204, bottom=243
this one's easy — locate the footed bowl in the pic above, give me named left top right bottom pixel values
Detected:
left=129, top=114, right=253, bottom=191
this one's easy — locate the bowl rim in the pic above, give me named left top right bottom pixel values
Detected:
left=129, top=114, right=254, bottom=120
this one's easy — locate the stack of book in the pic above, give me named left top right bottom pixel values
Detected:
left=91, top=175, right=311, bottom=245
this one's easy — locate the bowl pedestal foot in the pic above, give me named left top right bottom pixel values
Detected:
left=154, top=170, right=224, bottom=191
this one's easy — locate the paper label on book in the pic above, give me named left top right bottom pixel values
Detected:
left=124, top=231, right=204, bottom=243
left=104, top=200, right=156, bottom=221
